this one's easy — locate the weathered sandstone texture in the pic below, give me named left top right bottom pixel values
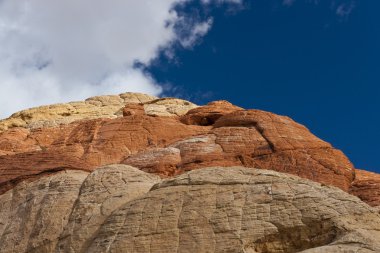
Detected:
left=1, top=166, right=379, bottom=253
left=0, top=92, right=197, bottom=132
left=350, top=169, right=380, bottom=207
left=0, top=170, right=89, bottom=253
left=56, top=165, right=161, bottom=253
left=0, top=92, right=378, bottom=207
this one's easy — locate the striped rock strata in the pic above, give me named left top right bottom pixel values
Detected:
left=0, top=93, right=378, bottom=207
left=0, top=92, right=197, bottom=132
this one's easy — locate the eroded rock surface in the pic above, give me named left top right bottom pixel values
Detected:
left=0, top=93, right=197, bottom=132
left=144, top=97, right=198, bottom=117
left=56, top=165, right=160, bottom=253
left=84, top=167, right=380, bottom=253
left=0, top=93, right=156, bottom=132
left=0, top=115, right=208, bottom=194
left=180, top=100, right=242, bottom=125
left=0, top=165, right=160, bottom=253
left=350, top=169, right=380, bottom=207
left=0, top=92, right=378, bottom=208
left=0, top=170, right=89, bottom=253
left=124, top=108, right=355, bottom=191
left=1, top=166, right=379, bottom=253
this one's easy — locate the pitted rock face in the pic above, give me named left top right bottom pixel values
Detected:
left=0, top=92, right=378, bottom=208
left=0, top=166, right=379, bottom=253
left=122, top=103, right=145, bottom=117
left=143, top=97, right=198, bottom=117
left=75, top=167, right=380, bottom=253
left=56, top=165, right=161, bottom=253
left=0, top=170, right=89, bottom=253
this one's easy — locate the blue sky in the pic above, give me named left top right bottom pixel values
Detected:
left=149, top=0, right=380, bottom=173
left=0, top=0, right=378, bottom=173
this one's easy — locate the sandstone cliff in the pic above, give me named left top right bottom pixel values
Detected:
left=0, top=92, right=379, bottom=253
left=0, top=166, right=379, bottom=253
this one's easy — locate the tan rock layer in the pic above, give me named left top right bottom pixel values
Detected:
left=56, top=165, right=161, bottom=253
left=0, top=170, right=89, bottom=253
left=0, top=93, right=197, bottom=132
left=0, top=92, right=155, bottom=132
left=1, top=166, right=380, bottom=253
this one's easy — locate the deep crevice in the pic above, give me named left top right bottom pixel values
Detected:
left=248, top=220, right=338, bottom=253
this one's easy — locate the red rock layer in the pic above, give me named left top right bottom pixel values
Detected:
left=350, top=169, right=380, bottom=207
left=0, top=100, right=364, bottom=198
left=0, top=115, right=208, bottom=193
left=124, top=108, right=355, bottom=191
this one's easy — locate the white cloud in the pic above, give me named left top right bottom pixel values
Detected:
left=336, top=1, right=355, bottom=17
left=0, top=0, right=242, bottom=118
left=178, top=18, right=214, bottom=48
left=201, top=0, right=243, bottom=4
left=282, top=0, right=296, bottom=6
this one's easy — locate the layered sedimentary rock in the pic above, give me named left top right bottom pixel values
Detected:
left=0, top=93, right=156, bottom=132
left=1, top=166, right=380, bottom=253
left=1, top=92, right=380, bottom=253
left=0, top=93, right=378, bottom=207
left=0, top=110, right=207, bottom=193
left=0, top=92, right=197, bottom=132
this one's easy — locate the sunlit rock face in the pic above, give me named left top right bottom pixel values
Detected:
left=0, top=93, right=360, bottom=194
left=0, top=167, right=379, bottom=253
left=0, top=92, right=379, bottom=252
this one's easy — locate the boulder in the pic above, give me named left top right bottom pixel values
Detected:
left=85, top=167, right=380, bottom=253
left=0, top=170, right=89, bottom=253
left=180, top=100, right=242, bottom=125
left=56, top=165, right=160, bottom=253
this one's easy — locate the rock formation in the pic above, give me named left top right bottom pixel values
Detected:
left=0, top=166, right=379, bottom=253
left=0, top=94, right=358, bottom=193
left=350, top=169, right=380, bottom=207
left=0, top=170, right=89, bottom=253
left=0, top=92, right=379, bottom=252
left=56, top=165, right=161, bottom=253
left=0, top=92, right=197, bottom=132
